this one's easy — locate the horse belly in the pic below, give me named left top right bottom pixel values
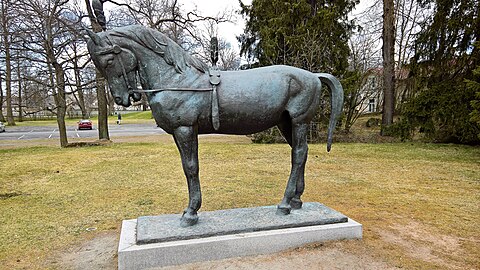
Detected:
left=216, top=73, right=290, bottom=134
left=218, top=107, right=285, bottom=135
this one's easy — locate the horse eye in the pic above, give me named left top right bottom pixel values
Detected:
left=107, top=59, right=114, bottom=66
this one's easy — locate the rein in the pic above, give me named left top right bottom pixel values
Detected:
left=131, top=87, right=213, bottom=94
left=117, top=57, right=213, bottom=95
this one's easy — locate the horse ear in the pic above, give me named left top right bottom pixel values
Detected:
left=85, top=29, right=102, bottom=45
left=113, top=45, right=122, bottom=54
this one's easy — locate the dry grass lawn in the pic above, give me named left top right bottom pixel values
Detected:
left=0, top=135, right=479, bottom=269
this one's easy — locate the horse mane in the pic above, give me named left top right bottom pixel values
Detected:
left=107, top=25, right=209, bottom=74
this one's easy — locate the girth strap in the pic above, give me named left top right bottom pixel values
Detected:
left=209, top=67, right=221, bottom=131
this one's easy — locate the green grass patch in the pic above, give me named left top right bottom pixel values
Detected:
left=0, top=138, right=479, bottom=269
left=7, top=111, right=154, bottom=127
left=118, top=111, right=153, bottom=120
left=8, top=119, right=73, bottom=127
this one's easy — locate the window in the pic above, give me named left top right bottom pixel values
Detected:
left=371, top=77, right=376, bottom=89
left=369, top=99, right=375, bottom=112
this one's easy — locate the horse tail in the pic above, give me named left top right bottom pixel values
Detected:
left=315, top=73, right=344, bottom=152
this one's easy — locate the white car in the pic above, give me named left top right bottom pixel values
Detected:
left=0, top=122, right=5, bottom=132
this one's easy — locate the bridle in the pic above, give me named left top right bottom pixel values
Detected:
left=96, top=44, right=213, bottom=95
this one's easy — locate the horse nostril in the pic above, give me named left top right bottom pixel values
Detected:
left=114, top=97, right=122, bottom=104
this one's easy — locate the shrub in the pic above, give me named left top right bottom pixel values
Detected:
left=365, top=118, right=381, bottom=128
left=248, top=127, right=286, bottom=144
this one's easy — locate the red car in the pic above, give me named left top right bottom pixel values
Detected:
left=78, top=119, right=93, bottom=130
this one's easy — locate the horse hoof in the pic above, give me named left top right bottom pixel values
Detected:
left=290, top=198, right=303, bottom=209
left=276, top=205, right=291, bottom=215
left=180, top=212, right=198, bottom=227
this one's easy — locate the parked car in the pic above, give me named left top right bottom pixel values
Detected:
left=0, top=122, right=5, bottom=132
left=78, top=119, right=93, bottom=130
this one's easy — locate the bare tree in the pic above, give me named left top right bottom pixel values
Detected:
left=344, top=28, right=382, bottom=132
left=65, top=36, right=91, bottom=119
left=17, top=0, right=78, bottom=147
left=352, top=0, right=429, bottom=121
left=15, top=52, right=23, bottom=121
left=217, top=40, right=240, bottom=71
left=394, top=0, right=429, bottom=108
left=16, top=46, right=56, bottom=119
left=108, top=0, right=232, bottom=51
left=193, top=21, right=240, bottom=70
left=0, top=72, right=5, bottom=122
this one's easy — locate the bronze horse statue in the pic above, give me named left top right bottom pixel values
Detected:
left=86, top=25, right=343, bottom=227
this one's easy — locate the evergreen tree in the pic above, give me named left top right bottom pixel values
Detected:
left=398, top=0, right=480, bottom=144
left=466, top=46, right=480, bottom=140
left=239, top=0, right=357, bottom=74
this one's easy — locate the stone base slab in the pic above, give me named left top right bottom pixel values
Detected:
left=118, top=208, right=362, bottom=269
left=136, top=202, right=348, bottom=244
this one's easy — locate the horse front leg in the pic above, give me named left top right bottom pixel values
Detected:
left=173, top=126, right=201, bottom=227
left=277, top=123, right=308, bottom=215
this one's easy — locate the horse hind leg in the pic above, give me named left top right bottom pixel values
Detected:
left=277, top=122, right=308, bottom=215
left=173, top=126, right=202, bottom=227
left=278, top=115, right=305, bottom=209
left=289, top=123, right=308, bottom=209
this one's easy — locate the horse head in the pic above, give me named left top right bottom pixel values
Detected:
left=86, top=30, right=141, bottom=107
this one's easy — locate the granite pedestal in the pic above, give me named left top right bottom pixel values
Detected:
left=118, top=203, right=362, bottom=269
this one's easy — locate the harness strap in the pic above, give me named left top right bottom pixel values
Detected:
left=118, top=56, right=136, bottom=95
left=132, top=88, right=213, bottom=93
left=211, top=85, right=220, bottom=130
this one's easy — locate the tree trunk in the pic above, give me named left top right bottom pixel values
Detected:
left=45, top=18, right=68, bottom=147
left=107, top=90, right=115, bottom=116
left=74, top=64, right=88, bottom=119
left=381, top=0, right=395, bottom=135
left=96, top=70, right=110, bottom=140
left=1, top=0, right=15, bottom=126
left=4, top=36, right=15, bottom=126
left=344, top=103, right=355, bottom=133
left=53, top=62, right=68, bottom=147
left=142, top=93, right=148, bottom=111
left=0, top=73, right=5, bottom=122
left=17, top=62, right=23, bottom=122
left=85, top=0, right=110, bottom=140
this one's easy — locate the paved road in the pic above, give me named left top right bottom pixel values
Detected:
left=0, top=123, right=165, bottom=141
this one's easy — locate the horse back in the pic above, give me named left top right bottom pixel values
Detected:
left=215, top=65, right=322, bottom=134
